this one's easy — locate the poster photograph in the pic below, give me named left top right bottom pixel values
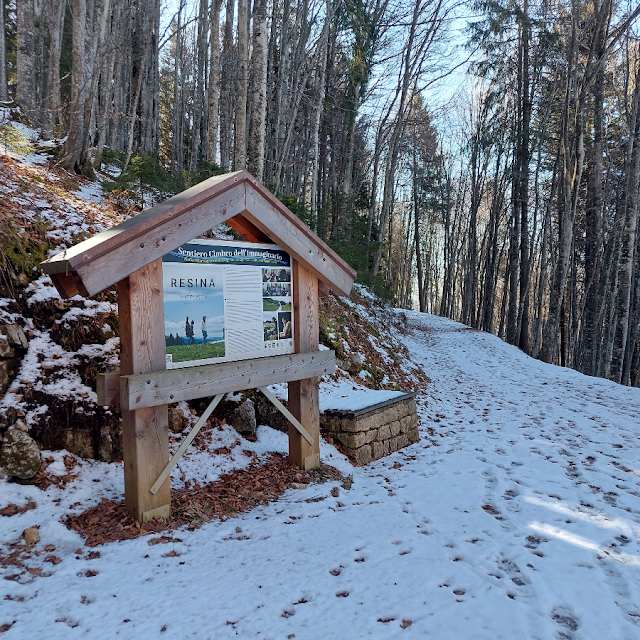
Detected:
left=263, top=297, right=292, bottom=312
left=163, top=239, right=295, bottom=369
left=262, top=281, right=292, bottom=297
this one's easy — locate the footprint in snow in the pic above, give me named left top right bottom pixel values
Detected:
left=550, top=607, right=579, bottom=639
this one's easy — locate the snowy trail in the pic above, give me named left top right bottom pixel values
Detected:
left=2, top=312, right=640, bottom=639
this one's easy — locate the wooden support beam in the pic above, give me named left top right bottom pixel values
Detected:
left=226, top=213, right=271, bottom=243
left=288, top=261, right=320, bottom=470
left=49, top=272, right=84, bottom=298
left=117, top=258, right=171, bottom=523
left=119, top=350, right=335, bottom=410
left=97, top=371, right=121, bottom=407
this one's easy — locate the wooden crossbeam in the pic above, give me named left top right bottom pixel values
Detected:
left=118, top=350, right=335, bottom=410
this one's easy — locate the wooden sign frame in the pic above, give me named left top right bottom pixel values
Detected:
left=41, top=171, right=356, bottom=523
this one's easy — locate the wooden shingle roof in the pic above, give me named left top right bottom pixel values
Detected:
left=41, top=170, right=356, bottom=298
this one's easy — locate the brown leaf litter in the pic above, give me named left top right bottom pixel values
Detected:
left=65, top=453, right=343, bottom=546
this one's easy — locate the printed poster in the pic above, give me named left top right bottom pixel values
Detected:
left=162, top=239, right=295, bottom=369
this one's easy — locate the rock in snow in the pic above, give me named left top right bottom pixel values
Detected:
left=0, top=428, right=42, bottom=479
left=0, top=324, right=29, bottom=350
left=23, top=526, right=40, bottom=545
left=229, top=398, right=257, bottom=436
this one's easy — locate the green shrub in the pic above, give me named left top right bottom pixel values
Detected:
left=0, top=124, right=33, bottom=156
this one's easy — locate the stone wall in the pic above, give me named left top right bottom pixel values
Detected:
left=321, top=393, right=419, bottom=465
left=0, top=324, right=27, bottom=397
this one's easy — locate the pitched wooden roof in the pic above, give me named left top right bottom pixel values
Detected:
left=41, top=170, right=356, bottom=297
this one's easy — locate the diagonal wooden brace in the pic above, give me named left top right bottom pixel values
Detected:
left=258, top=386, right=314, bottom=445
left=149, top=394, right=225, bottom=495
left=149, top=384, right=313, bottom=497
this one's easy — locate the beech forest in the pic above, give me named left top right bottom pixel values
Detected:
left=1, top=0, right=640, bottom=386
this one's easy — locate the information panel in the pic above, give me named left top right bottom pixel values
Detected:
left=162, top=239, right=294, bottom=369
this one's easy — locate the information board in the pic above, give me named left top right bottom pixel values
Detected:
left=162, top=239, right=295, bottom=369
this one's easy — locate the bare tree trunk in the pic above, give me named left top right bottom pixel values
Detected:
left=171, top=0, right=185, bottom=173
left=61, top=0, right=87, bottom=171
left=207, top=0, right=223, bottom=163
left=234, top=0, right=249, bottom=169
left=413, top=144, right=425, bottom=312
left=122, top=25, right=154, bottom=174
left=0, top=0, right=10, bottom=102
left=77, top=0, right=111, bottom=176
left=248, top=0, right=268, bottom=180
left=624, top=246, right=640, bottom=384
left=540, top=6, right=580, bottom=364
left=191, top=0, right=208, bottom=171
left=269, top=0, right=291, bottom=182
left=94, top=38, right=116, bottom=168
left=42, top=0, right=66, bottom=137
left=219, top=0, right=236, bottom=169
left=16, top=0, right=36, bottom=115
left=517, top=0, right=531, bottom=353
left=610, top=68, right=640, bottom=383
left=579, top=37, right=605, bottom=376
left=309, top=0, right=330, bottom=225
left=481, top=143, right=506, bottom=333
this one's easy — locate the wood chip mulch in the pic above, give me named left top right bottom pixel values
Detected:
left=0, top=500, right=36, bottom=517
left=64, top=453, right=343, bottom=547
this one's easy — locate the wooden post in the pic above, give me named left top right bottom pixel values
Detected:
left=117, top=258, right=171, bottom=522
left=288, top=261, right=320, bottom=469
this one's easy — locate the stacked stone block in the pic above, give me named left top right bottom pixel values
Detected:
left=321, top=393, right=419, bottom=465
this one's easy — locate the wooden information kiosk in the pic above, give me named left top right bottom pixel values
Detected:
left=41, top=171, right=356, bottom=522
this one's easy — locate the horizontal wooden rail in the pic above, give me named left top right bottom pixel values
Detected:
left=115, top=350, right=335, bottom=411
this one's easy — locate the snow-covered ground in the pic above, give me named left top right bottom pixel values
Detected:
left=3, top=307, right=640, bottom=639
